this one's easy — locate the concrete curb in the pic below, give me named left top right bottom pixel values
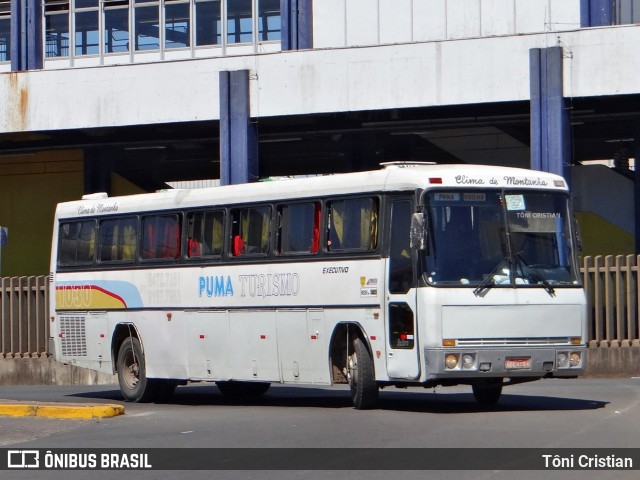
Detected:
left=0, top=401, right=125, bottom=419
left=0, top=358, right=117, bottom=386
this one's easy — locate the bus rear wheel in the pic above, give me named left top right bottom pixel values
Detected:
left=117, top=337, right=157, bottom=403
left=348, top=337, right=378, bottom=409
left=472, top=379, right=503, bottom=405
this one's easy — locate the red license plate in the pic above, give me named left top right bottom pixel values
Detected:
left=505, top=357, right=531, bottom=370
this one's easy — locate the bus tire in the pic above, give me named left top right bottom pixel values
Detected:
left=216, top=381, right=271, bottom=398
left=348, top=337, right=378, bottom=409
left=117, top=337, right=157, bottom=403
left=472, top=379, right=503, bottom=405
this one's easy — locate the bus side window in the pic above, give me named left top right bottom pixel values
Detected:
left=311, top=202, right=321, bottom=253
left=187, top=212, right=201, bottom=257
left=142, top=214, right=181, bottom=260
left=327, top=197, right=378, bottom=252
left=389, top=200, right=413, bottom=294
left=58, top=220, right=96, bottom=265
left=99, top=217, right=137, bottom=263
left=187, top=210, right=224, bottom=258
left=99, top=221, right=115, bottom=261
left=206, top=211, right=224, bottom=256
left=230, top=208, right=245, bottom=257
left=277, top=201, right=321, bottom=255
left=121, top=221, right=137, bottom=260
left=231, top=206, right=270, bottom=256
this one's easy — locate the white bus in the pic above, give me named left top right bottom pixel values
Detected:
left=49, top=162, right=586, bottom=408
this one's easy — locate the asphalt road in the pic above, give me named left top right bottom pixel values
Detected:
left=0, top=377, right=639, bottom=480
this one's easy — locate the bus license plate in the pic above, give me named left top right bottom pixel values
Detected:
left=505, top=357, right=531, bottom=370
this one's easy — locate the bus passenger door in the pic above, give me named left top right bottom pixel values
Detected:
left=385, top=199, right=420, bottom=380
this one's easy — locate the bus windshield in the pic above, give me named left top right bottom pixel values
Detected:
left=424, top=189, right=580, bottom=289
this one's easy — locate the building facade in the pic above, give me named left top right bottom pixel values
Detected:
left=0, top=0, right=638, bottom=275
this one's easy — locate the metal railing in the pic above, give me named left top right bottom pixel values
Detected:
left=582, top=255, right=640, bottom=347
left=0, top=276, right=49, bottom=358
left=1, top=257, right=639, bottom=357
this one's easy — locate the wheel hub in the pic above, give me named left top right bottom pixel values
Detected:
left=124, top=358, right=140, bottom=388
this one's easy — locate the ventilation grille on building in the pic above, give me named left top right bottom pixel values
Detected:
left=60, top=316, right=87, bottom=357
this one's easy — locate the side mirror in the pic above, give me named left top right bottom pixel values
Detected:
left=410, top=213, right=427, bottom=250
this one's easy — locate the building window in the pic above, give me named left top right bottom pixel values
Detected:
left=75, top=0, right=99, bottom=56
left=134, top=0, right=160, bottom=51
left=42, top=0, right=282, bottom=63
left=0, top=1, right=10, bottom=62
left=104, top=0, right=130, bottom=54
left=258, top=0, right=280, bottom=41
left=227, top=0, right=252, bottom=44
left=195, top=0, right=221, bottom=46
left=165, top=0, right=190, bottom=49
left=45, top=0, right=71, bottom=58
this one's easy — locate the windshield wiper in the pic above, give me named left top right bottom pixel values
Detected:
left=473, top=257, right=511, bottom=297
left=514, top=253, right=556, bottom=297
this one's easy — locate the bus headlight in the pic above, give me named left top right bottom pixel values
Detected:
left=445, top=354, right=459, bottom=370
left=557, top=352, right=568, bottom=368
left=462, top=354, right=476, bottom=370
left=569, top=352, right=581, bottom=367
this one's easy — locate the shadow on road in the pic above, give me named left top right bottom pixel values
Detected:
left=67, top=383, right=608, bottom=413
left=377, top=391, right=608, bottom=413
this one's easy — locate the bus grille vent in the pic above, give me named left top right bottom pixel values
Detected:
left=60, top=316, right=87, bottom=357
left=456, top=337, right=572, bottom=347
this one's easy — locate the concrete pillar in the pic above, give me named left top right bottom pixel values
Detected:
left=281, top=0, right=313, bottom=51
left=10, top=0, right=43, bottom=71
left=219, top=70, right=258, bottom=185
left=580, top=0, right=613, bottom=27
left=10, top=0, right=23, bottom=71
left=26, top=0, right=43, bottom=70
left=84, top=150, right=113, bottom=195
left=529, top=47, right=572, bottom=184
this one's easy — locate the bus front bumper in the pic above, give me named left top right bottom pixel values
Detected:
left=424, top=346, right=587, bottom=381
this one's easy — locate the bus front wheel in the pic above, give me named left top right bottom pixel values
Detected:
left=117, top=337, right=157, bottom=403
left=348, top=337, right=378, bottom=409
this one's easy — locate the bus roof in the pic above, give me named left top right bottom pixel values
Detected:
left=55, top=163, right=568, bottom=218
